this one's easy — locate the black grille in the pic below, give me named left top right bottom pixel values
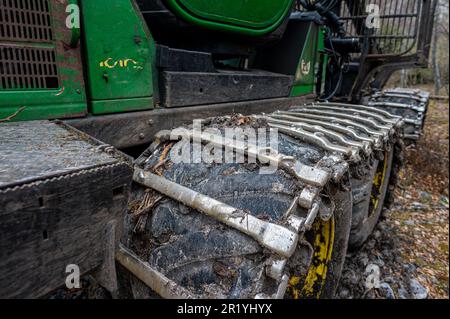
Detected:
left=0, top=0, right=59, bottom=90
left=0, top=0, right=53, bottom=42
left=0, top=45, right=59, bottom=89
left=339, top=0, right=422, bottom=57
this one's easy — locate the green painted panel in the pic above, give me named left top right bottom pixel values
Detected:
left=317, top=26, right=328, bottom=96
left=164, top=0, right=294, bottom=35
left=0, top=103, right=86, bottom=122
left=290, top=24, right=325, bottom=97
left=0, top=0, right=87, bottom=122
left=90, top=97, right=153, bottom=115
left=81, top=0, right=155, bottom=114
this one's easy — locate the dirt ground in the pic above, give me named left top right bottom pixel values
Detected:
left=337, top=90, right=449, bottom=299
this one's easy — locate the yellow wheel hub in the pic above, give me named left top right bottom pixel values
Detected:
left=287, top=217, right=335, bottom=299
left=370, top=151, right=389, bottom=216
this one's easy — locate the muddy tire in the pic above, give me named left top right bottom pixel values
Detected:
left=124, top=101, right=403, bottom=299
left=347, top=87, right=419, bottom=249
left=318, top=185, right=352, bottom=298
left=126, top=119, right=353, bottom=299
left=349, top=148, right=394, bottom=249
left=384, top=139, right=405, bottom=209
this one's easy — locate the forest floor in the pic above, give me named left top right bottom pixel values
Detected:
left=337, top=88, right=449, bottom=299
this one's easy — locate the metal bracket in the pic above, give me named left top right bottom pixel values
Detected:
left=290, top=107, right=393, bottom=132
left=164, top=129, right=331, bottom=188
left=368, top=101, right=426, bottom=113
left=276, top=110, right=388, bottom=145
left=268, top=113, right=376, bottom=150
left=116, top=244, right=195, bottom=299
left=134, top=169, right=299, bottom=258
left=266, top=116, right=371, bottom=155
left=311, top=104, right=400, bottom=126
left=314, top=102, right=403, bottom=122
left=269, top=122, right=361, bottom=162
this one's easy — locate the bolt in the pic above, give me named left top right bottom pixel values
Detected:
left=148, top=119, right=154, bottom=126
left=134, top=35, right=142, bottom=45
left=139, top=133, right=145, bottom=140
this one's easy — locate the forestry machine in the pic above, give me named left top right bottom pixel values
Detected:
left=0, top=0, right=437, bottom=299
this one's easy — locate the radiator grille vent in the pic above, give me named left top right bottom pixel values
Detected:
left=0, top=45, right=59, bottom=89
left=0, top=0, right=53, bottom=42
left=0, top=0, right=59, bottom=90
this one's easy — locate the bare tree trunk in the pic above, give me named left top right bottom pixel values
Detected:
left=445, top=62, right=449, bottom=95
left=432, top=7, right=442, bottom=95
left=400, top=69, right=408, bottom=87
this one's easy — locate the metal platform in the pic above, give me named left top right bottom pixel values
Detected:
left=0, top=121, right=124, bottom=189
left=0, top=121, right=133, bottom=298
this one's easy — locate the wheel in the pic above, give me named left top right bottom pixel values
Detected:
left=287, top=185, right=352, bottom=299
left=384, top=139, right=405, bottom=209
left=349, top=148, right=394, bottom=248
left=123, top=102, right=402, bottom=299
left=125, top=118, right=353, bottom=299
left=369, top=88, right=430, bottom=145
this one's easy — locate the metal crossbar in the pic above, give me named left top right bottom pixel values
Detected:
left=339, top=0, right=422, bottom=57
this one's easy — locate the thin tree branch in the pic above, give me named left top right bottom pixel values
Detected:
left=0, top=106, right=26, bottom=123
